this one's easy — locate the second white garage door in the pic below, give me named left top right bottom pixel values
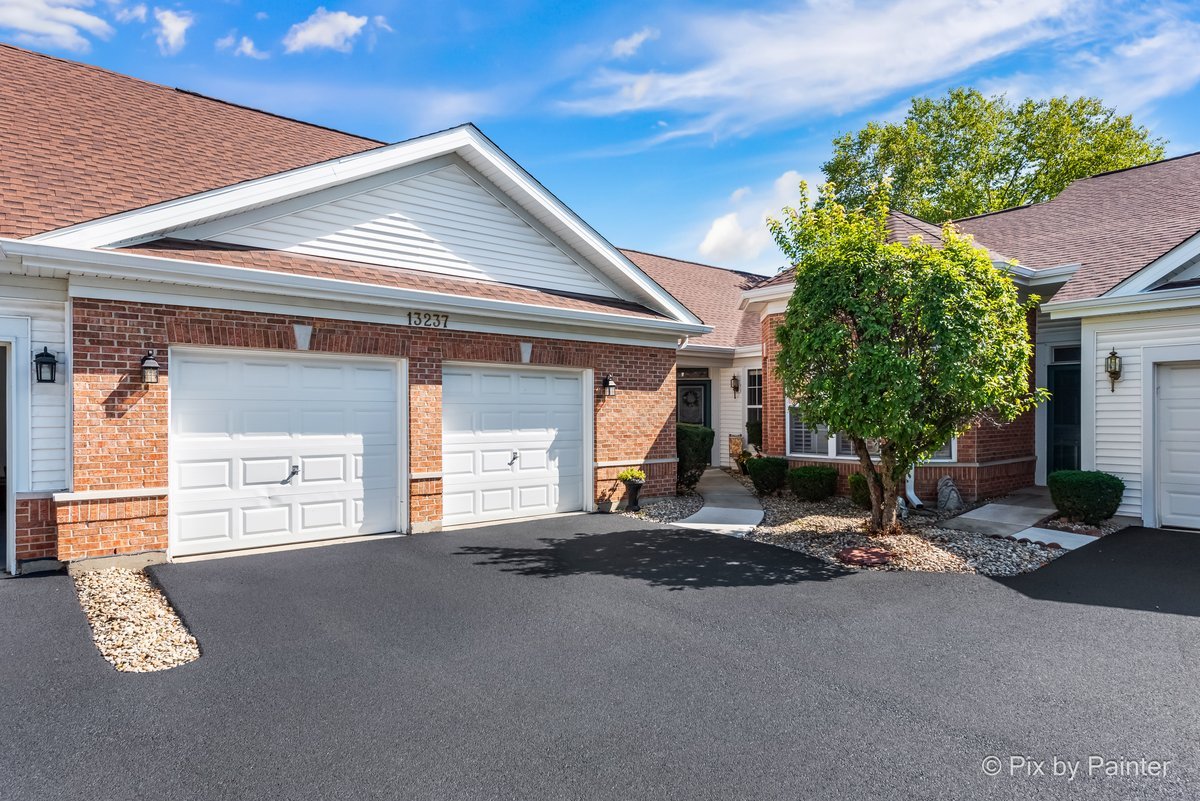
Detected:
left=169, top=349, right=402, bottom=556
left=442, top=366, right=586, bottom=526
left=1157, top=362, right=1200, bottom=529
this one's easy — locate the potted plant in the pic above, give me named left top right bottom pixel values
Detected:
left=617, top=467, right=647, bottom=512
left=734, top=449, right=754, bottom=476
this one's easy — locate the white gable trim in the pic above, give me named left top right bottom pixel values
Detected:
left=27, top=125, right=702, bottom=326
left=1103, top=229, right=1200, bottom=298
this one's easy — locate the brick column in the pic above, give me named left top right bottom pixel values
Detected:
left=761, top=312, right=787, bottom=457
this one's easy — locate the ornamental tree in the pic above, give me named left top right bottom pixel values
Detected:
left=767, top=182, right=1046, bottom=533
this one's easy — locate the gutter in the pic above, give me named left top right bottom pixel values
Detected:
left=1043, top=283, right=1200, bottom=320
left=0, top=239, right=712, bottom=338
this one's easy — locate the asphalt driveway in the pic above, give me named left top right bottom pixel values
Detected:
left=2, top=517, right=1198, bottom=800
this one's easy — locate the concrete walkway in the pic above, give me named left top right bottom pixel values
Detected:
left=674, top=468, right=764, bottom=537
left=940, top=486, right=1097, bottom=550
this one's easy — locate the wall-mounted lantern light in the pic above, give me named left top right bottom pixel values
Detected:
left=33, top=347, right=58, bottom=384
left=601, top=374, right=617, bottom=398
left=140, top=350, right=161, bottom=384
left=730, top=375, right=741, bottom=398
left=1105, top=348, right=1122, bottom=392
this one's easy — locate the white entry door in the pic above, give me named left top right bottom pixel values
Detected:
left=169, top=349, right=401, bottom=556
left=1157, top=363, right=1200, bottom=529
left=442, top=365, right=585, bottom=526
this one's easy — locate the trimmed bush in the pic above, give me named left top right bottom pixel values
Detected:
left=1046, top=470, right=1124, bottom=524
left=746, top=456, right=789, bottom=495
left=788, top=466, right=838, bottom=501
left=745, top=420, right=763, bottom=447
left=676, top=423, right=715, bottom=490
left=847, top=473, right=872, bottom=510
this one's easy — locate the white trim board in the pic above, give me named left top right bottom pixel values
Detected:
left=1139, top=345, right=1200, bottom=528
left=0, top=318, right=32, bottom=575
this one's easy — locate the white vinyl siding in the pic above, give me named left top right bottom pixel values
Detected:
left=716, top=368, right=739, bottom=467
left=209, top=164, right=621, bottom=299
left=1, top=281, right=69, bottom=493
left=1083, top=308, right=1200, bottom=519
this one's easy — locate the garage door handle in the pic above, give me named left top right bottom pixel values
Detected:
left=281, top=465, right=300, bottom=485
left=507, top=451, right=519, bottom=466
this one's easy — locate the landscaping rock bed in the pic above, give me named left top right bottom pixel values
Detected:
left=726, top=469, right=1061, bottom=576
left=73, top=569, right=200, bottom=673
left=621, top=492, right=704, bottom=524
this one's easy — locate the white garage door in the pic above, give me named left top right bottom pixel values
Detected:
left=169, top=350, right=401, bottom=556
left=442, top=366, right=585, bottom=526
left=1157, top=363, right=1200, bottom=529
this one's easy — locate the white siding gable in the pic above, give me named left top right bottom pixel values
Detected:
left=191, top=163, right=622, bottom=299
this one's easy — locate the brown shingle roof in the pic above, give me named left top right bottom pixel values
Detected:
left=621, top=249, right=766, bottom=348
left=957, top=152, right=1200, bottom=301
left=0, top=43, right=383, bottom=239
left=121, top=240, right=667, bottom=320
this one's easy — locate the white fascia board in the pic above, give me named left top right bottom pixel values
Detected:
left=26, top=124, right=702, bottom=327
left=1043, top=283, right=1200, bottom=319
left=739, top=283, right=793, bottom=310
left=733, top=344, right=762, bottom=358
left=0, top=239, right=711, bottom=339
left=1103, top=229, right=1200, bottom=297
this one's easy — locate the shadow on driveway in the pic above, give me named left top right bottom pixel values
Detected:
left=997, top=526, right=1200, bottom=617
left=457, top=526, right=851, bottom=590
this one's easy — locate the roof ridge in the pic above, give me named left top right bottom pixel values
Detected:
left=620, top=247, right=764, bottom=279
left=0, top=42, right=383, bottom=146
left=1071, top=149, right=1200, bottom=183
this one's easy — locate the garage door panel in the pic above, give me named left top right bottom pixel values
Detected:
left=1158, top=364, right=1200, bottom=528
left=442, top=365, right=585, bottom=526
left=170, top=351, right=401, bottom=556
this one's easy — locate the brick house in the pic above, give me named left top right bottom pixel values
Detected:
left=0, top=45, right=711, bottom=571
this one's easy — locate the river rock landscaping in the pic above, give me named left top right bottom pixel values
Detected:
left=621, top=491, right=704, bottom=524
left=73, top=568, right=200, bottom=673
left=725, top=469, right=1062, bottom=576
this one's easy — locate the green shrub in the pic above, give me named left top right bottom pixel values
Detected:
left=676, top=423, right=715, bottom=490
left=788, top=466, right=838, bottom=501
left=746, top=456, right=789, bottom=495
left=847, top=473, right=872, bottom=509
left=616, top=467, right=646, bottom=483
left=745, top=420, right=763, bottom=447
left=1046, top=470, right=1124, bottom=524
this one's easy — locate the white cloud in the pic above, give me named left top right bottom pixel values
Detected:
left=255, top=10, right=268, bottom=20
left=217, top=29, right=268, bottom=59
left=112, top=2, right=145, bottom=23
left=697, top=170, right=804, bottom=270
left=152, top=6, right=191, bottom=55
left=568, top=0, right=1081, bottom=142
left=611, top=26, right=658, bottom=58
left=283, top=6, right=367, bottom=53
left=0, top=0, right=114, bottom=52
left=372, top=14, right=391, bottom=33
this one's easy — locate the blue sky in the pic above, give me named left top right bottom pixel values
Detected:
left=4, top=0, right=1200, bottom=274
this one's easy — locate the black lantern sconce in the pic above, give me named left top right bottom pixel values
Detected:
left=1105, top=349, right=1122, bottom=392
left=730, top=374, right=741, bottom=398
left=140, top=350, right=161, bottom=384
left=601, top=374, right=617, bottom=398
left=33, top=347, right=58, bottom=384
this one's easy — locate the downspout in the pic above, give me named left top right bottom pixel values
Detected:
left=905, top=471, right=924, bottom=509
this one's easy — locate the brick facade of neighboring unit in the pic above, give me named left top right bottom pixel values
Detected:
left=17, top=299, right=678, bottom=562
left=759, top=312, right=1037, bottom=504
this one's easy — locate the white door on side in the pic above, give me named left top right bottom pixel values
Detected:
left=169, top=350, right=400, bottom=556
left=1157, top=363, right=1200, bottom=529
left=442, top=366, right=584, bottom=526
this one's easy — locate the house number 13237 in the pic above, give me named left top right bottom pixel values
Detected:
left=406, top=312, right=449, bottom=328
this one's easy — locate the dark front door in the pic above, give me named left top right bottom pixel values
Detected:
left=1047, top=364, right=1081, bottom=473
left=677, top=381, right=711, bottom=427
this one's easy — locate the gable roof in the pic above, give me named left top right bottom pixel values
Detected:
left=957, top=152, right=1200, bottom=301
left=0, top=43, right=382, bottom=239
left=621, top=249, right=766, bottom=349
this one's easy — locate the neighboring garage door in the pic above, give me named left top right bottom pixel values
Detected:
left=1157, top=363, right=1200, bottom=529
left=442, top=365, right=585, bottom=526
left=169, top=349, right=401, bottom=556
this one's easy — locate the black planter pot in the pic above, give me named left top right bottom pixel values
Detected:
left=623, top=480, right=644, bottom=512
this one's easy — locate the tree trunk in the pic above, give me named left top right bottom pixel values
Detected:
left=853, top=437, right=901, bottom=535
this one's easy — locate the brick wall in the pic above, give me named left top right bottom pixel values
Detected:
left=761, top=313, right=786, bottom=457
left=14, top=497, right=56, bottom=561
left=51, top=298, right=677, bottom=559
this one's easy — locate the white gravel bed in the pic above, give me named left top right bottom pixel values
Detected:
left=73, top=569, right=200, bottom=673
left=731, top=472, right=1061, bottom=576
left=1042, top=516, right=1126, bottom=537
left=621, top=492, right=704, bottom=524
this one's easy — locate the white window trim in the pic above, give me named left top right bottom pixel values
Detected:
left=745, top=367, right=763, bottom=424
left=784, top=406, right=956, bottom=463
